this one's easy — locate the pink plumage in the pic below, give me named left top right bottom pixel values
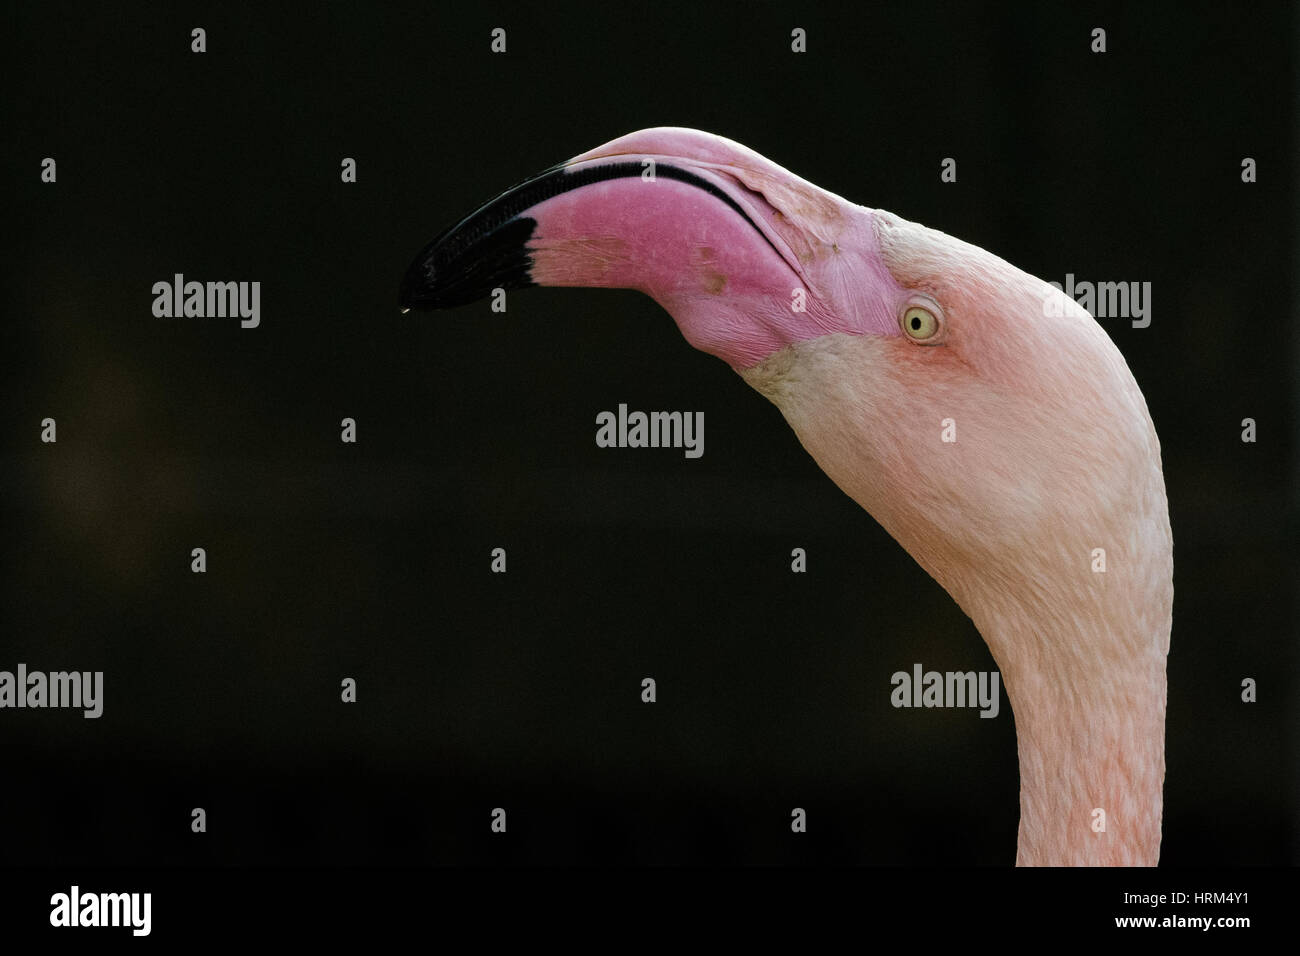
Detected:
left=401, top=127, right=1173, bottom=866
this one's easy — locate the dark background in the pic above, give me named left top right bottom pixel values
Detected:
left=1, top=1, right=1294, bottom=866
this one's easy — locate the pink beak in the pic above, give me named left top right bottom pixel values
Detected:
left=400, top=128, right=850, bottom=368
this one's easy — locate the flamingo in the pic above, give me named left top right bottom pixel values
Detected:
left=399, top=128, right=1173, bottom=866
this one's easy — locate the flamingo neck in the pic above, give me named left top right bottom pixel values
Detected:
left=972, top=597, right=1170, bottom=866
left=738, top=331, right=1173, bottom=866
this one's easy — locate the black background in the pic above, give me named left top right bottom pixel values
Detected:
left=2, top=0, right=1295, bottom=872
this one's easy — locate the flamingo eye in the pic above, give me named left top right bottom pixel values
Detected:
left=901, top=304, right=941, bottom=342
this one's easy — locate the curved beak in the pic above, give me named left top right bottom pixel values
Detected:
left=399, top=128, right=868, bottom=367
left=398, top=129, right=823, bottom=313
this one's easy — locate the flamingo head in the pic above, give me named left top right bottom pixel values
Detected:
left=400, top=127, right=1166, bottom=626
left=400, top=126, right=1174, bottom=865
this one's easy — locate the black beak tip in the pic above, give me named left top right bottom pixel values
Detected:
left=398, top=215, right=539, bottom=313
left=398, top=256, right=433, bottom=313
left=400, top=240, right=452, bottom=312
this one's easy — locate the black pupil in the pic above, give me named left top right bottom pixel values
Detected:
left=911, top=316, right=922, bottom=329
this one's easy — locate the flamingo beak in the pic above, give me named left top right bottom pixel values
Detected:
left=399, top=152, right=800, bottom=314
left=397, top=128, right=893, bottom=368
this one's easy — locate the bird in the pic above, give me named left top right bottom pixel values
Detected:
left=400, top=127, right=1173, bottom=866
